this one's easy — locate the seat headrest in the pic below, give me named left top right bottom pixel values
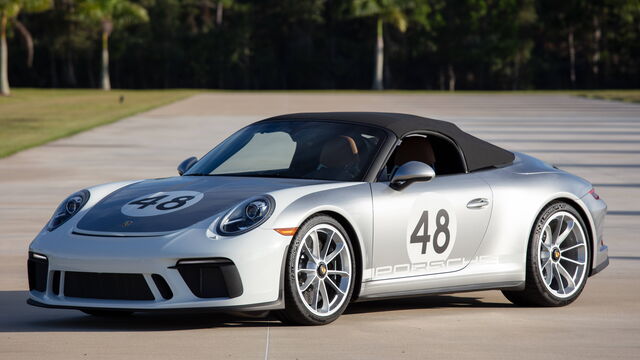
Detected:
left=394, top=137, right=435, bottom=166
left=319, top=136, right=358, bottom=168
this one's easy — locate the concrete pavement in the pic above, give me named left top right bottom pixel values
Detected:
left=1, top=93, right=639, bottom=359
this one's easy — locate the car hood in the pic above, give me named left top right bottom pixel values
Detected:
left=76, top=176, right=330, bottom=235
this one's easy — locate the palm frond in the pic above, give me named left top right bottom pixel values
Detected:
left=20, top=0, right=52, bottom=13
left=75, top=0, right=148, bottom=27
left=112, top=1, right=149, bottom=26
left=386, top=6, right=407, bottom=32
left=352, top=0, right=382, bottom=17
left=0, top=1, right=22, bottom=17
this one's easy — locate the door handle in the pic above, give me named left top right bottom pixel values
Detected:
left=467, top=198, right=490, bottom=209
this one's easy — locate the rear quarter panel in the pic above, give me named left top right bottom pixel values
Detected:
left=476, top=152, right=597, bottom=281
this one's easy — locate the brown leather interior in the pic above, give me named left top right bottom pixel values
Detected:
left=393, top=136, right=436, bottom=167
left=319, top=135, right=359, bottom=168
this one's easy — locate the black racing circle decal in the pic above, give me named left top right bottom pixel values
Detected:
left=121, top=191, right=204, bottom=217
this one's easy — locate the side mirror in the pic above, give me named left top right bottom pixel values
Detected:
left=177, top=156, right=198, bottom=175
left=390, top=161, right=435, bottom=190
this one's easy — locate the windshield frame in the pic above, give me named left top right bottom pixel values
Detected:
left=185, top=120, right=396, bottom=183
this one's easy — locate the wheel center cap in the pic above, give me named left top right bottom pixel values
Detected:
left=317, top=263, right=328, bottom=278
left=552, top=248, right=561, bottom=262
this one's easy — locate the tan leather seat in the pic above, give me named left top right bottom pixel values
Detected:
left=393, top=137, right=436, bottom=167
left=319, top=135, right=359, bottom=168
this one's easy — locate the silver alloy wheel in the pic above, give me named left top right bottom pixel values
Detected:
left=294, top=224, right=352, bottom=317
left=538, top=211, right=588, bottom=299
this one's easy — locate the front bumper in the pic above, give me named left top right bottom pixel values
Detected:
left=590, top=247, right=609, bottom=276
left=580, top=191, right=609, bottom=277
left=27, top=226, right=290, bottom=312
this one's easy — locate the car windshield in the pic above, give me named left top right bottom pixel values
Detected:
left=185, top=121, right=388, bottom=181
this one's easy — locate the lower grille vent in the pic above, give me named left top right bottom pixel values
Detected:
left=64, top=272, right=154, bottom=300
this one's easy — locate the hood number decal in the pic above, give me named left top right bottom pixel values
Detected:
left=121, top=191, right=204, bottom=217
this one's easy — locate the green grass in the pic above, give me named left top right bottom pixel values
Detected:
left=574, top=90, right=640, bottom=104
left=0, top=89, right=199, bottom=158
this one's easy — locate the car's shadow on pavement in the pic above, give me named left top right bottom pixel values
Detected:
left=345, top=294, right=512, bottom=315
left=0, top=291, right=275, bottom=332
left=1, top=290, right=511, bottom=332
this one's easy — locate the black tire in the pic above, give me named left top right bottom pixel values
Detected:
left=278, top=215, right=356, bottom=325
left=503, top=201, right=590, bottom=307
left=81, top=310, right=134, bottom=317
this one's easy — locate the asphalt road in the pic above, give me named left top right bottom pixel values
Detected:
left=1, top=93, right=639, bottom=359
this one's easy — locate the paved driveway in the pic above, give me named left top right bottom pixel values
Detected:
left=1, top=93, right=639, bottom=359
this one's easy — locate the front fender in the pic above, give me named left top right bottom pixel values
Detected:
left=30, top=180, right=142, bottom=244
left=268, top=183, right=373, bottom=279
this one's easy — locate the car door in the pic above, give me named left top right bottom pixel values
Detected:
left=370, top=172, right=493, bottom=280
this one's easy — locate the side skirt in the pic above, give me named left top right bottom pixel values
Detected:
left=355, top=280, right=524, bottom=302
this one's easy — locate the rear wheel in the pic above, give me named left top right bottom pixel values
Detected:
left=278, top=215, right=356, bottom=325
left=503, top=202, right=590, bottom=306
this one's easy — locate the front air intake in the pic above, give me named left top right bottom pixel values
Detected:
left=173, top=258, right=243, bottom=299
left=151, top=274, right=173, bottom=300
left=27, top=252, right=48, bottom=292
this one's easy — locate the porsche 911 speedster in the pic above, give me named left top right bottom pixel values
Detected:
left=28, top=112, right=609, bottom=325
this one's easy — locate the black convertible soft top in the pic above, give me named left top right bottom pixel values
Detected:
left=264, top=112, right=515, bottom=172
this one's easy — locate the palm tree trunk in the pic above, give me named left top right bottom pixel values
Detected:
left=447, top=63, right=455, bottom=91
left=13, top=19, right=34, bottom=68
left=0, top=13, right=10, bottom=96
left=372, top=17, right=384, bottom=90
left=568, top=28, right=576, bottom=88
left=101, top=30, right=111, bottom=91
left=591, top=16, right=601, bottom=79
left=66, top=53, right=77, bottom=86
left=513, top=53, right=521, bottom=90
left=216, top=1, right=224, bottom=26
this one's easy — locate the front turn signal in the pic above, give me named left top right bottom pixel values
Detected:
left=274, top=228, right=298, bottom=236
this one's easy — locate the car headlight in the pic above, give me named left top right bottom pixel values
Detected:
left=217, top=195, right=275, bottom=235
left=47, top=190, right=90, bottom=231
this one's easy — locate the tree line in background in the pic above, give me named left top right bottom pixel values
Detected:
left=1, top=0, right=639, bottom=95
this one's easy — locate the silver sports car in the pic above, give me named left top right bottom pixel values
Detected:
left=28, top=112, right=609, bottom=325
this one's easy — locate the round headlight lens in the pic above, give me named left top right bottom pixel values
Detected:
left=218, top=195, right=274, bottom=235
left=47, top=190, right=90, bottom=231
left=245, top=200, right=268, bottom=220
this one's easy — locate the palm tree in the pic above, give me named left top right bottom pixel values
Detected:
left=353, top=0, right=408, bottom=90
left=184, top=0, right=234, bottom=33
left=77, top=0, right=148, bottom=90
left=0, top=0, right=51, bottom=96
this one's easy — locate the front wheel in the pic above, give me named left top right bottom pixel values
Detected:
left=278, top=215, right=356, bottom=325
left=503, top=202, right=590, bottom=306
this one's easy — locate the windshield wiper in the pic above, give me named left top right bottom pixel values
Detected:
left=222, top=174, right=286, bottom=178
left=185, top=173, right=296, bottom=179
